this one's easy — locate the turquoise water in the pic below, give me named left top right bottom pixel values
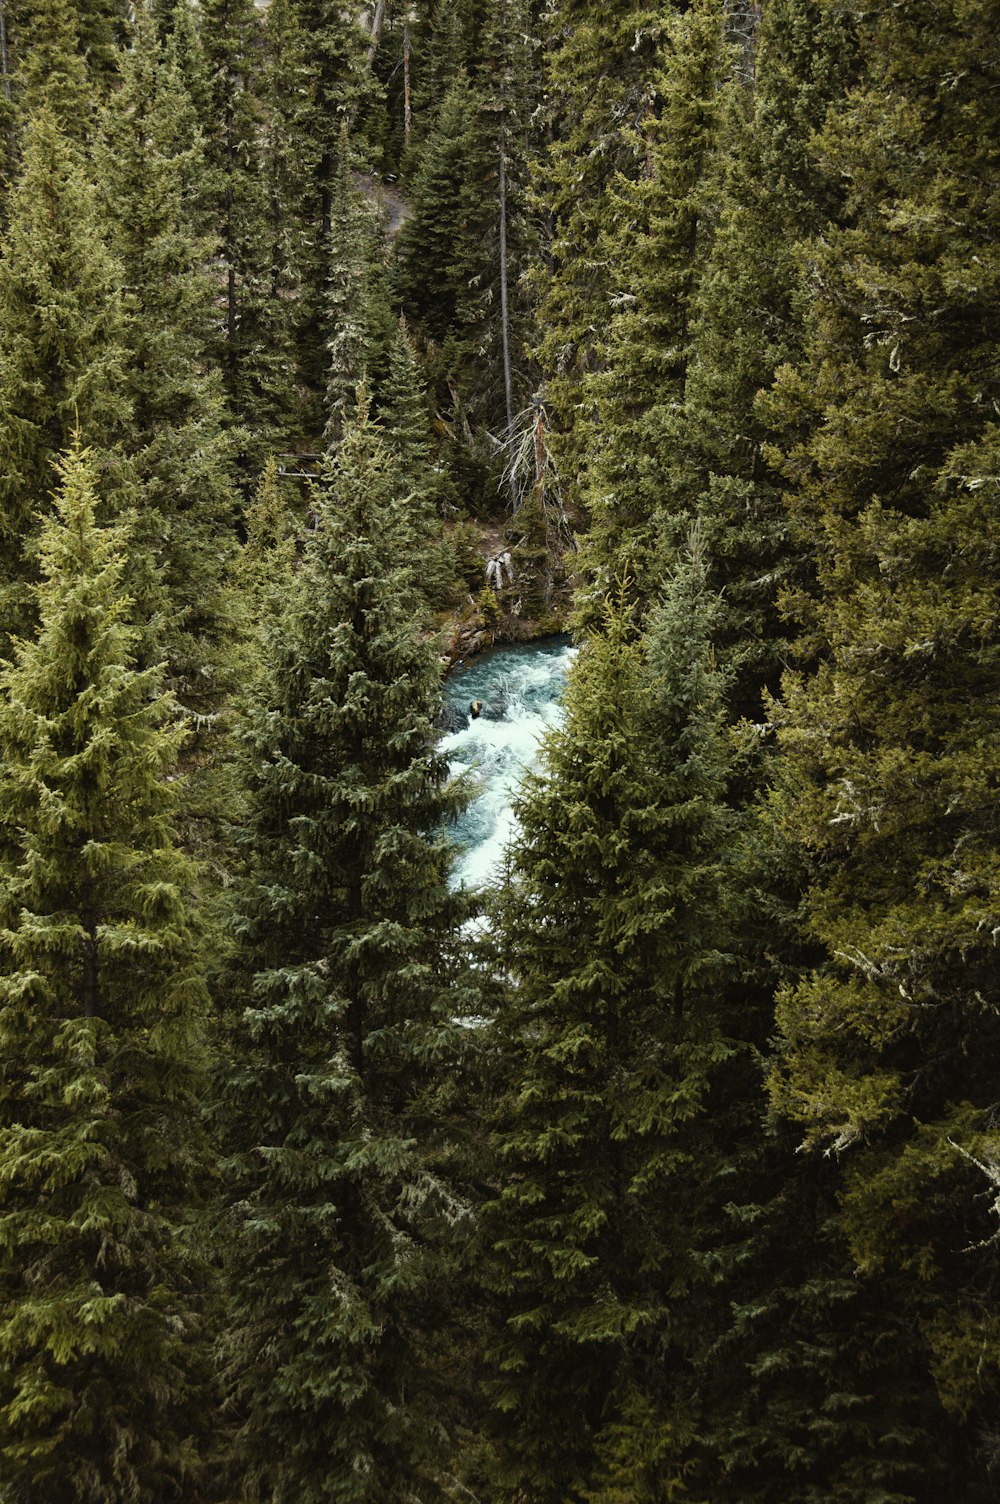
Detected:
left=439, top=636, right=575, bottom=890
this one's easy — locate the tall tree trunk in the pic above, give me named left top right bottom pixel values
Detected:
left=498, top=134, right=517, bottom=508
left=403, top=20, right=412, bottom=140
left=365, top=0, right=387, bottom=67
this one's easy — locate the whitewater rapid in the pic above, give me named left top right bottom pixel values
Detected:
left=439, top=637, right=575, bottom=891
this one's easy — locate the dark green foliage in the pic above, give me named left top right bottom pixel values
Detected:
left=576, top=0, right=725, bottom=623
left=198, top=0, right=298, bottom=445
left=677, top=0, right=859, bottom=719
left=531, top=1, right=664, bottom=501
left=766, top=0, right=1000, bottom=1487
left=257, top=0, right=319, bottom=422
left=0, top=442, right=215, bottom=1501
left=0, top=1, right=997, bottom=1496
left=471, top=0, right=537, bottom=432
left=484, top=557, right=740, bottom=1501
left=322, top=125, right=386, bottom=448
left=217, top=401, right=476, bottom=1503
left=396, top=75, right=483, bottom=346
left=692, top=1159, right=959, bottom=1504
left=292, top=0, right=368, bottom=402
left=381, top=315, right=459, bottom=610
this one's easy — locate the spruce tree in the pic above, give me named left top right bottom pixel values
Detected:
left=380, top=315, right=457, bottom=611
left=766, top=0, right=1000, bottom=1489
left=217, top=400, right=476, bottom=1503
left=258, top=0, right=319, bottom=429
left=395, top=73, right=483, bottom=346
left=6, top=0, right=123, bottom=135
left=484, top=556, right=739, bottom=1502
left=575, top=0, right=725, bottom=622
left=418, top=2, right=467, bottom=140
left=294, top=0, right=368, bottom=403
left=680, top=0, right=859, bottom=719
left=98, top=11, right=239, bottom=716
left=470, top=0, right=537, bottom=436
left=322, top=125, right=380, bottom=449
left=532, top=1, right=663, bottom=502
left=0, top=108, right=131, bottom=644
left=0, top=441, right=215, bottom=1501
left=230, top=455, right=300, bottom=647
left=198, top=0, right=296, bottom=445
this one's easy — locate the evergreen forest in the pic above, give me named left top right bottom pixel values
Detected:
left=0, top=1, right=998, bottom=1500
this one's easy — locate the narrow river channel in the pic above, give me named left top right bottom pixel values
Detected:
left=438, top=636, right=575, bottom=890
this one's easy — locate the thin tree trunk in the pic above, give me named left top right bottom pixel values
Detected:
left=403, top=21, right=412, bottom=140
left=498, top=135, right=517, bottom=509
left=365, top=0, right=388, bottom=67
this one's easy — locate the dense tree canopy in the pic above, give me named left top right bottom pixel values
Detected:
left=0, top=1, right=996, bottom=1498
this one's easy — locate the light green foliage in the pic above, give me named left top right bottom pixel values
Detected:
left=217, top=401, right=476, bottom=1503
left=0, top=442, right=215, bottom=1501
left=232, top=454, right=300, bottom=645
left=98, top=13, right=239, bottom=716
left=8, top=0, right=123, bottom=135
left=0, top=109, right=132, bottom=645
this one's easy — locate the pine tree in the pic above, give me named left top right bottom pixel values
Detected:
left=0, top=441, right=216, bottom=1501
left=258, top=0, right=319, bottom=427
left=294, top=0, right=368, bottom=403
left=380, top=315, right=458, bottom=610
left=575, top=0, right=725, bottom=623
left=322, top=125, right=381, bottom=448
left=198, top=0, right=297, bottom=446
left=766, top=0, right=1000, bottom=1489
left=395, top=73, right=483, bottom=346
left=532, top=1, right=663, bottom=504
left=0, top=108, right=131, bottom=644
left=217, top=400, right=476, bottom=1503
left=484, top=555, right=740, bottom=1502
left=98, top=11, right=239, bottom=716
left=6, top=0, right=123, bottom=135
left=680, top=0, right=859, bottom=720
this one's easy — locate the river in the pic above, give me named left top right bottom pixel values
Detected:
left=438, top=636, right=575, bottom=890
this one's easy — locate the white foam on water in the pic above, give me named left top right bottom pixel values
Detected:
left=440, top=639, right=575, bottom=891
